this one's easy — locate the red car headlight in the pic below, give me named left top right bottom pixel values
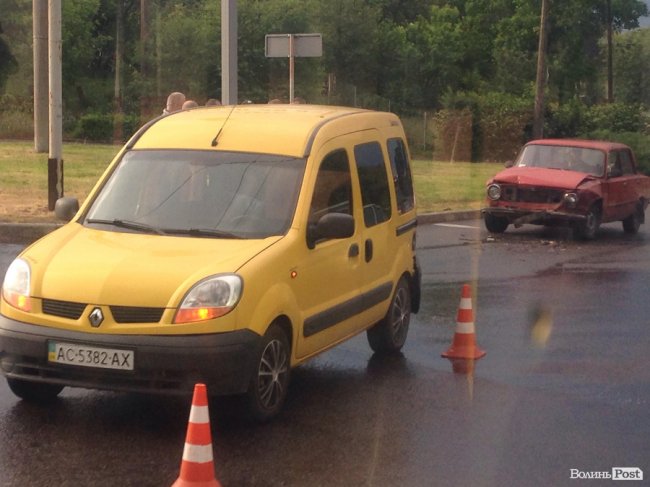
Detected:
left=487, top=184, right=502, bottom=201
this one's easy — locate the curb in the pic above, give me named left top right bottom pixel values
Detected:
left=0, top=210, right=482, bottom=245
left=0, top=222, right=63, bottom=245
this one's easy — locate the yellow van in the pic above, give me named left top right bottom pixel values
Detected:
left=1, top=104, right=420, bottom=420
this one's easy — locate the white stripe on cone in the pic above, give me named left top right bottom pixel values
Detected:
left=182, top=443, right=214, bottom=464
left=189, top=405, right=210, bottom=424
left=455, top=321, right=475, bottom=334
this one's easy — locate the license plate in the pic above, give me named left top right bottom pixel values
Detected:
left=47, top=341, right=134, bottom=371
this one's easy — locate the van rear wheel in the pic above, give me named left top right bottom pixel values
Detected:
left=367, top=277, right=411, bottom=354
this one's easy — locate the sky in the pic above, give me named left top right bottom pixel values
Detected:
left=642, top=0, right=650, bottom=27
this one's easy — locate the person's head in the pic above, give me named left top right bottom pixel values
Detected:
left=182, top=100, right=198, bottom=109
left=165, top=92, right=186, bottom=113
left=205, top=98, right=221, bottom=106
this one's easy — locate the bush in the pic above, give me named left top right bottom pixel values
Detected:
left=72, top=113, right=142, bottom=143
left=547, top=101, right=647, bottom=138
left=0, top=94, right=34, bottom=138
left=0, top=110, right=33, bottom=138
left=546, top=99, right=586, bottom=138
left=583, top=103, right=646, bottom=133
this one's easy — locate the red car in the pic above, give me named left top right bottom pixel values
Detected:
left=482, top=139, right=650, bottom=239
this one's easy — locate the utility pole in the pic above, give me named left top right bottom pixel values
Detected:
left=48, top=0, right=63, bottom=210
left=533, top=0, right=549, bottom=140
left=33, top=0, right=48, bottom=152
left=221, top=0, right=237, bottom=105
left=140, top=0, right=151, bottom=119
left=606, top=0, right=614, bottom=103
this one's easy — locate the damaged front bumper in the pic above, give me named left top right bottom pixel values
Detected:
left=481, top=207, right=587, bottom=227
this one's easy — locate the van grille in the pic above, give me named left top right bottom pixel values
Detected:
left=41, top=299, right=164, bottom=323
left=42, top=299, right=86, bottom=320
left=110, top=306, right=165, bottom=324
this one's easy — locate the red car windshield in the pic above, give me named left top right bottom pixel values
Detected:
left=515, top=145, right=605, bottom=177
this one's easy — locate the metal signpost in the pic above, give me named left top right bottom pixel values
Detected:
left=265, top=33, right=322, bottom=103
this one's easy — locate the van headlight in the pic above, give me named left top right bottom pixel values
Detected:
left=2, top=258, right=32, bottom=312
left=487, top=184, right=502, bottom=201
left=174, top=274, right=242, bottom=323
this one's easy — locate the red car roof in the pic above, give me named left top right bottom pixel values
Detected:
left=525, top=138, right=630, bottom=152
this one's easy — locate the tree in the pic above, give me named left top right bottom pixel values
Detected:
left=612, top=28, right=650, bottom=105
left=0, top=22, right=18, bottom=94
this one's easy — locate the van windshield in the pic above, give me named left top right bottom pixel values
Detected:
left=85, top=150, right=306, bottom=239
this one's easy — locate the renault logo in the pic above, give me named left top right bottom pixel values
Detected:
left=89, top=307, right=104, bottom=328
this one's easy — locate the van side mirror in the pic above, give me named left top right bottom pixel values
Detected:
left=307, top=213, right=355, bottom=249
left=54, top=197, right=80, bottom=222
left=504, top=160, right=514, bottom=168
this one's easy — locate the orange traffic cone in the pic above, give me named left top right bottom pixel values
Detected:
left=172, top=384, right=222, bottom=487
left=442, top=284, right=486, bottom=360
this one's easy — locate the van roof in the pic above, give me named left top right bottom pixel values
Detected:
left=131, top=104, right=398, bottom=158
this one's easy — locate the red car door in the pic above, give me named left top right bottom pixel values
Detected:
left=602, top=149, right=638, bottom=222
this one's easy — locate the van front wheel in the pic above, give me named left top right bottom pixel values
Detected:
left=245, top=324, right=290, bottom=422
left=7, top=378, right=63, bottom=402
left=367, top=277, right=411, bottom=354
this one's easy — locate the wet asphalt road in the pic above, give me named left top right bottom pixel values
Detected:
left=0, top=221, right=649, bottom=486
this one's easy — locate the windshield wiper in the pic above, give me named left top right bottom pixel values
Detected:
left=86, top=218, right=167, bottom=235
left=163, top=228, right=242, bottom=239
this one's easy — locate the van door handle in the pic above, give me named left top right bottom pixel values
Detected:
left=348, top=243, right=359, bottom=258
left=364, top=239, right=373, bottom=263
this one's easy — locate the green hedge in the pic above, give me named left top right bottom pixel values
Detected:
left=72, top=113, right=142, bottom=143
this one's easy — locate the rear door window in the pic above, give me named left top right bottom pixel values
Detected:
left=387, top=138, right=415, bottom=213
left=618, top=150, right=635, bottom=175
left=354, top=142, right=392, bottom=227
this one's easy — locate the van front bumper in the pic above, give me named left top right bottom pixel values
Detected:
left=0, top=314, right=260, bottom=396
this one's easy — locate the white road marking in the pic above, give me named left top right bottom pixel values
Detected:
left=434, top=223, right=480, bottom=229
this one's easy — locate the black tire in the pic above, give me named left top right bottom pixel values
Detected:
left=622, top=204, right=644, bottom=234
left=575, top=206, right=601, bottom=240
left=367, top=277, right=411, bottom=354
left=246, top=324, right=290, bottom=422
left=7, top=378, right=63, bottom=402
left=484, top=213, right=509, bottom=233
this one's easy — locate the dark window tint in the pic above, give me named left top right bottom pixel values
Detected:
left=354, top=142, right=391, bottom=227
left=387, top=138, right=415, bottom=213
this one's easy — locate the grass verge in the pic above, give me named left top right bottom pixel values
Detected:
left=0, top=139, right=501, bottom=223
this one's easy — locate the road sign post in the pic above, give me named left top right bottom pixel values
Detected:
left=265, top=33, right=322, bottom=103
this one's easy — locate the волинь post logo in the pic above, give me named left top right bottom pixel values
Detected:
left=570, top=468, right=643, bottom=481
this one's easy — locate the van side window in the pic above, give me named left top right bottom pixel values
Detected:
left=308, top=149, right=352, bottom=225
left=387, top=138, right=415, bottom=213
left=354, top=142, right=392, bottom=227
